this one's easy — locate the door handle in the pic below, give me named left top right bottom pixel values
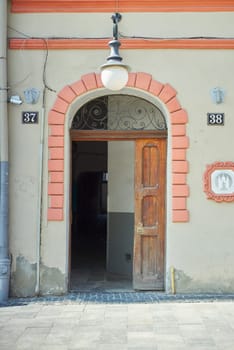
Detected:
left=136, top=223, right=144, bottom=234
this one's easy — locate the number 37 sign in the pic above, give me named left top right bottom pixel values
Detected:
left=22, top=112, right=38, bottom=124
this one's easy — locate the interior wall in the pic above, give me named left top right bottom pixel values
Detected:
left=72, top=141, right=107, bottom=180
left=71, top=141, right=107, bottom=266
left=107, top=141, right=134, bottom=277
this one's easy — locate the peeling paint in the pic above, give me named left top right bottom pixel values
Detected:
left=170, top=268, right=234, bottom=294
left=174, top=269, right=193, bottom=292
left=11, top=256, right=66, bottom=297
left=40, top=264, right=66, bottom=295
left=11, top=255, right=36, bottom=297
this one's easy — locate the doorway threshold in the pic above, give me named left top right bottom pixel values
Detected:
left=70, top=268, right=134, bottom=293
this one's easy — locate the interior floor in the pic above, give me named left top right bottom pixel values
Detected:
left=70, top=257, right=133, bottom=293
left=70, top=221, right=133, bottom=292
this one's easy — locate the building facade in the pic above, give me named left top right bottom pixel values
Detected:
left=2, top=0, right=234, bottom=297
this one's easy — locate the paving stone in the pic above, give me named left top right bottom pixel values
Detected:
left=154, top=334, right=185, bottom=344
left=96, top=345, right=128, bottom=350
left=37, top=346, right=68, bottom=350
left=72, top=324, right=103, bottom=333
left=128, top=331, right=157, bottom=347
left=77, top=319, right=104, bottom=327
left=128, top=324, right=154, bottom=332
left=44, top=334, right=72, bottom=346
left=128, top=347, right=157, bottom=350
left=185, top=337, right=216, bottom=346
left=99, top=329, right=127, bottom=344
left=154, top=325, right=181, bottom=335
left=157, top=346, right=187, bottom=350
left=184, top=346, right=218, bottom=350
left=1, top=294, right=234, bottom=350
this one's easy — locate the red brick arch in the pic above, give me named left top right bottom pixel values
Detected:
left=48, top=72, right=189, bottom=222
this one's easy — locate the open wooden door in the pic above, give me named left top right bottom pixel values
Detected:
left=133, top=138, right=166, bottom=290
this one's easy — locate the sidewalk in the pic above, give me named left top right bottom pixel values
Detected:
left=1, top=293, right=234, bottom=350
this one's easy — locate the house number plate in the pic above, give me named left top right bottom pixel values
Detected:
left=207, top=113, right=224, bottom=126
left=22, top=112, right=38, bottom=124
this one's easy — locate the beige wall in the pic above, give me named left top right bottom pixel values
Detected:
left=8, top=10, right=234, bottom=295
left=108, top=141, right=134, bottom=213
left=8, top=13, right=234, bottom=38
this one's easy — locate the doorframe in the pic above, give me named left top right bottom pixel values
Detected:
left=69, top=129, right=167, bottom=289
left=47, top=73, right=190, bottom=296
left=70, top=129, right=167, bottom=141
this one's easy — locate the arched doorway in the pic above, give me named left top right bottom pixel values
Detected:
left=69, top=95, right=167, bottom=291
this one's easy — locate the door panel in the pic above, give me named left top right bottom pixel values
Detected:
left=133, top=139, right=166, bottom=290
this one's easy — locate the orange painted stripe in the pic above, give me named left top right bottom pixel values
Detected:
left=11, top=1, right=234, bottom=13
left=9, top=38, right=234, bottom=50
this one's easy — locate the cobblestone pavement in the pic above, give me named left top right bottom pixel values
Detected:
left=2, top=292, right=234, bottom=306
left=1, top=293, right=234, bottom=350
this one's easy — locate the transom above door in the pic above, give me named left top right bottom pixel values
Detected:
left=71, top=95, right=167, bottom=131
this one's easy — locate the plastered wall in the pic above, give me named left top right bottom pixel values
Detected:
left=8, top=10, right=234, bottom=295
left=8, top=12, right=234, bottom=38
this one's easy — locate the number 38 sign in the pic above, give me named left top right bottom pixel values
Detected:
left=207, top=113, right=224, bottom=126
left=22, top=112, right=38, bottom=124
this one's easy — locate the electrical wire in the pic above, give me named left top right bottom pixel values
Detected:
left=8, top=25, right=234, bottom=41
left=119, top=33, right=234, bottom=40
left=7, top=24, right=234, bottom=96
left=8, top=26, right=57, bottom=97
left=8, top=25, right=31, bottom=38
left=41, top=38, right=56, bottom=96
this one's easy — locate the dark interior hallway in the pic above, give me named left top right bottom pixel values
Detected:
left=70, top=141, right=132, bottom=292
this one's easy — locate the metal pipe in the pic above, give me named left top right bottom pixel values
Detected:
left=35, top=106, right=45, bottom=295
left=170, top=266, right=176, bottom=294
left=0, top=0, right=10, bottom=301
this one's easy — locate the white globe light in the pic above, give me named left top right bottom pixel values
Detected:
left=101, top=65, right=129, bottom=91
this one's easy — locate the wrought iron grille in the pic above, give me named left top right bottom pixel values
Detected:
left=71, top=95, right=167, bottom=131
left=71, top=97, right=108, bottom=130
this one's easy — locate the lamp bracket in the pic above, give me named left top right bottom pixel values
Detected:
left=111, top=13, right=122, bottom=23
left=111, top=13, right=122, bottom=40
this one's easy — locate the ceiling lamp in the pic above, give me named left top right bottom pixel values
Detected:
left=100, top=13, right=129, bottom=91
